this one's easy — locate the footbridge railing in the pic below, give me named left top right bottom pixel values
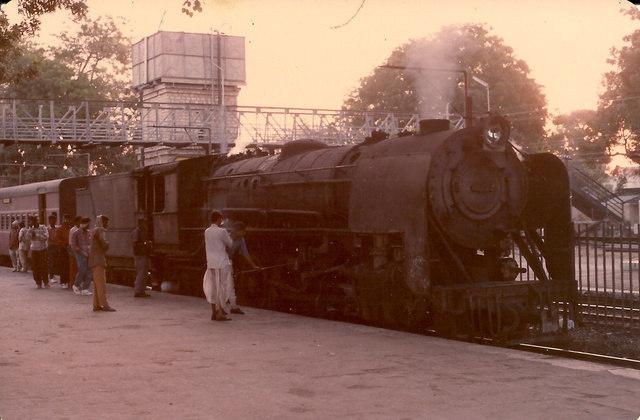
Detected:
left=0, top=99, right=427, bottom=150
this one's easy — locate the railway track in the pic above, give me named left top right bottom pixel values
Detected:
left=563, top=301, right=640, bottom=333
left=515, top=343, right=640, bottom=370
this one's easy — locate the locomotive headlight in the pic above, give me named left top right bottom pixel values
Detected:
left=481, top=115, right=510, bottom=151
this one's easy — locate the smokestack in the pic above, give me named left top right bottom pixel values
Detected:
left=419, top=119, right=450, bottom=135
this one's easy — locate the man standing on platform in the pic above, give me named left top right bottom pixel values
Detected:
left=47, top=214, right=59, bottom=283
left=18, top=220, right=30, bottom=273
left=71, top=217, right=93, bottom=295
left=55, top=214, right=73, bottom=289
left=131, top=218, right=152, bottom=298
left=89, top=215, right=115, bottom=312
left=9, top=221, right=21, bottom=272
left=203, top=210, right=232, bottom=321
left=68, top=216, right=82, bottom=289
left=29, top=217, right=49, bottom=288
left=227, top=221, right=260, bottom=315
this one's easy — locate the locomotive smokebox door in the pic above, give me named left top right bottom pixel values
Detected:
left=428, top=130, right=527, bottom=250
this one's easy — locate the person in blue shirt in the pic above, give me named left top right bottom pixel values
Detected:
left=227, top=221, right=260, bottom=314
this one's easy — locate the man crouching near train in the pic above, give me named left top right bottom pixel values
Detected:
left=203, top=210, right=233, bottom=321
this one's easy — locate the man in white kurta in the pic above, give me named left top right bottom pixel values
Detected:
left=203, top=210, right=233, bottom=321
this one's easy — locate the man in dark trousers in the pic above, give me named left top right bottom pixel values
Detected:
left=9, top=221, right=21, bottom=272
left=54, top=214, right=73, bottom=289
left=71, top=217, right=93, bottom=295
left=47, top=214, right=59, bottom=283
left=29, top=217, right=49, bottom=288
left=227, top=221, right=260, bottom=314
left=131, top=218, right=152, bottom=298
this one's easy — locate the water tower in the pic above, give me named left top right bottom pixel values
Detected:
left=132, top=31, right=246, bottom=165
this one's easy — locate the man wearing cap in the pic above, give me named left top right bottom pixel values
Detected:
left=71, top=217, right=93, bottom=295
left=54, top=214, right=73, bottom=289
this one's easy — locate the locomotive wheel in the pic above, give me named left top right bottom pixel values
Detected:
left=433, top=311, right=456, bottom=338
left=234, top=271, right=257, bottom=307
left=357, top=273, right=385, bottom=325
left=262, top=267, right=281, bottom=311
left=314, top=288, right=329, bottom=319
left=498, top=304, right=522, bottom=339
left=233, top=255, right=266, bottom=307
left=432, top=309, right=473, bottom=339
left=380, top=264, right=420, bottom=331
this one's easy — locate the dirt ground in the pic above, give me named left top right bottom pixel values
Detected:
left=563, top=325, right=640, bottom=360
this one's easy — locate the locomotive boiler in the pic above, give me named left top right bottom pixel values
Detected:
left=207, top=115, right=576, bottom=341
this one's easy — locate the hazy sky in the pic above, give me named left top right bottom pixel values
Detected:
left=4, top=0, right=640, bottom=115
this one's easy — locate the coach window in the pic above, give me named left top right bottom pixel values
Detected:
left=136, top=177, right=146, bottom=212
left=38, top=193, right=46, bottom=225
left=154, top=176, right=165, bottom=213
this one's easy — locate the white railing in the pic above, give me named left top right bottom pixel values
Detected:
left=0, top=99, right=431, bottom=150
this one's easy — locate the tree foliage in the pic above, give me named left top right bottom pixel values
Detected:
left=0, top=15, right=138, bottom=186
left=596, top=7, right=640, bottom=164
left=53, top=16, right=130, bottom=91
left=342, top=23, right=548, bottom=148
left=181, top=0, right=203, bottom=17
left=543, top=7, right=640, bottom=181
left=0, top=0, right=87, bottom=85
left=546, top=110, right=609, bottom=180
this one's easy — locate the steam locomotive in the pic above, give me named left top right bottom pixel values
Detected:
left=0, top=113, right=576, bottom=342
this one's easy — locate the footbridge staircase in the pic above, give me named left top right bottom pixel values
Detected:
left=570, top=168, right=624, bottom=223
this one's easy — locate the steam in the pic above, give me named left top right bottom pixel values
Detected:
left=406, top=37, right=465, bottom=119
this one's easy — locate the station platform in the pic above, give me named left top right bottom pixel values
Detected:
left=2, top=267, right=640, bottom=419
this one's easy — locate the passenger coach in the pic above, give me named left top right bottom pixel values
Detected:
left=0, top=177, right=88, bottom=265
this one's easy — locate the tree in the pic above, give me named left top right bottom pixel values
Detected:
left=0, top=0, right=87, bottom=85
left=3, top=15, right=133, bottom=101
left=52, top=15, right=130, bottom=96
left=0, top=15, right=138, bottom=185
left=342, top=23, right=548, bottom=148
left=546, top=110, right=609, bottom=180
left=596, top=7, right=640, bottom=164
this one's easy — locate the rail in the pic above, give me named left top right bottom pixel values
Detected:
left=516, top=344, right=640, bottom=370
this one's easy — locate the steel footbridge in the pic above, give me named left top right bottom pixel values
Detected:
left=0, top=99, right=436, bottom=152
